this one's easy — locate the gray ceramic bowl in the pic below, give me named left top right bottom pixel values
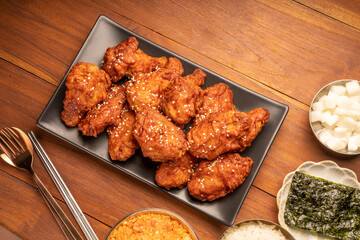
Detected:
left=218, top=219, right=295, bottom=240
left=309, top=79, right=360, bottom=158
left=106, top=208, right=198, bottom=240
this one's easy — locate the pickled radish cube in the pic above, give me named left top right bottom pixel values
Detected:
left=346, top=81, right=360, bottom=95
left=318, top=95, right=327, bottom=102
left=312, top=101, right=324, bottom=111
left=335, top=108, right=360, bottom=118
left=323, top=114, right=339, bottom=127
left=348, top=135, right=360, bottom=152
left=334, top=108, right=348, bottom=116
left=350, top=95, right=360, bottom=103
left=325, top=137, right=346, bottom=151
left=330, top=85, right=347, bottom=95
left=318, top=129, right=333, bottom=143
left=351, top=101, right=360, bottom=112
left=337, top=117, right=356, bottom=131
left=321, top=111, right=331, bottom=123
left=334, top=127, right=347, bottom=138
left=345, top=110, right=360, bottom=118
left=322, top=95, right=337, bottom=109
left=344, top=132, right=352, bottom=142
left=336, top=95, right=353, bottom=109
left=327, top=91, right=339, bottom=98
left=356, top=122, right=360, bottom=132
left=310, top=111, right=322, bottom=122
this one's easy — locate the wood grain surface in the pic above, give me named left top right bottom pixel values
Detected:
left=295, top=0, right=360, bottom=29
left=0, top=0, right=359, bottom=239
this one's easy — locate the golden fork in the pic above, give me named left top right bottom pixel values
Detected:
left=0, top=127, right=83, bottom=240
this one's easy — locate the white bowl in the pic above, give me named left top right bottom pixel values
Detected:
left=218, top=219, right=295, bottom=240
left=309, top=79, right=360, bottom=158
left=277, top=160, right=360, bottom=240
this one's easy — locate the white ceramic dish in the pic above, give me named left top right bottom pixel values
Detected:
left=277, top=160, right=360, bottom=240
left=218, top=219, right=295, bottom=240
left=309, top=79, right=360, bottom=158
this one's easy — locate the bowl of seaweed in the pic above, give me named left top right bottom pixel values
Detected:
left=277, top=161, right=360, bottom=240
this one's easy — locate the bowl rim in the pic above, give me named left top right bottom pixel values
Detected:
left=309, top=79, right=360, bottom=157
left=105, top=208, right=199, bottom=240
left=218, top=219, right=296, bottom=240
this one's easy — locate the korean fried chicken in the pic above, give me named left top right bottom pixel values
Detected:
left=60, top=37, right=270, bottom=203
left=181, top=68, right=206, bottom=87
left=194, top=83, right=235, bottom=125
left=239, top=107, right=270, bottom=151
left=162, top=69, right=206, bottom=125
left=107, top=104, right=139, bottom=161
left=155, top=152, right=199, bottom=190
left=187, top=110, right=252, bottom=160
left=160, top=56, right=184, bottom=77
left=61, top=62, right=111, bottom=127
left=133, top=108, right=187, bottom=162
left=126, top=57, right=184, bottom=113
left=187, top=153, right=253, bottom=202
left=102, top=37, right=167, bottom=82
left=78, top=84, right=126, bottom=137
left=127, top=48, right=168, bottom=77
left=102, top=37, right=137, bottom=82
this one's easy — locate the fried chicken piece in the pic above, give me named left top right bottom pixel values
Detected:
left=162, top=69, right=206, bottom=125
left=187, top=110, right=252, bottom=160
left=102, top=37, right=167, bottom=82
left=126, top=57, right=184, bottom=113
left=188, top=153, right=253, bottom=202
left=155, top=152, right=199, bottom=190
left=181, top=68, right=206, bottom=86
left=61, top=62, right=111, bottom=127
left=78, top=84, right=126, bottom=137
left=107, top=104, right=139, bottom=161
left=133, top=108, right=187, bottom=162
left=160, top=56, right=184, bottom=77
left=102, top=37, right=138, bottom=82
left=193, top=83, right=235, bottom=125
left=127, top=48, right=168, bottom=77
left=239, top=107, right=270, bottom=151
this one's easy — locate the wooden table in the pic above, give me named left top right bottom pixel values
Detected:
left=0, top=0, right=359, bottom=239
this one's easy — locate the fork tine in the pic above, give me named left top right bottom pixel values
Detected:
left=0, top=130, right=19, bottom=156
left=0, top=127, right=27, bottom=159
left=0, top=127, right=25, bottom=154
left=0, top=147, right=16, bottom=167
left=6, top=127, right=27, bottom=151
left=0, top=134, right=16, bottom=159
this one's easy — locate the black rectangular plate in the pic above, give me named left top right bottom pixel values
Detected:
left=37, top=15, right=289, bottom=226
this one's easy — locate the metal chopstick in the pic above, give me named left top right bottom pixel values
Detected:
left=28, top=132, right=98, bottom=240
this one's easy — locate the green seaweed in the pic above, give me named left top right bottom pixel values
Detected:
left=284, top=171, right=360, bottom=240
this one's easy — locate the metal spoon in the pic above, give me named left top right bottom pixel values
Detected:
left=0, top=127, right=83, bottom=240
